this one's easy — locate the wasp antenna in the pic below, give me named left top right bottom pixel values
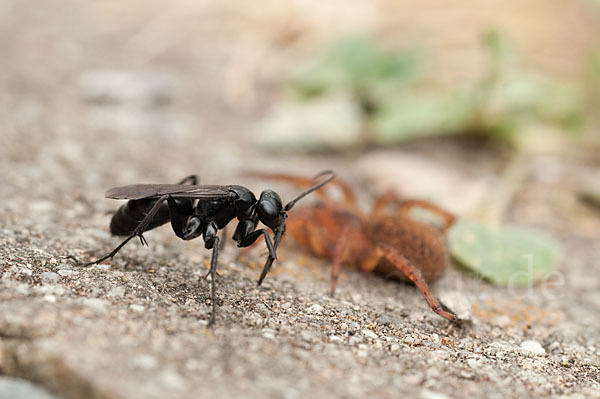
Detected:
left=284, top=170, right=335, bottom=211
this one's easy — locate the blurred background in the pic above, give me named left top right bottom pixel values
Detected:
left=2, top=0, right=600, bottom=182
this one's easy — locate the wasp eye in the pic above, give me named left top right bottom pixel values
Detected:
left=258, top=190, right=282, bottom=230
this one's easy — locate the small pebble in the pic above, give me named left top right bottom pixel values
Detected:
left=306, top=304, right=324, bottom=314
left=421, top=389, right=451, bottom=399
left=108, top=287, right=126, bottom=298
left=43, top=294, right=56, bottom=303
left=57, top=269, right=73, bottom=277
left=40, top=272, right=59, bottom=284
left=133, top=355, right=158, bottom=369
left=520, top=340, right=546, bottom=355
left=130, top=304, right=145, bottom=312
left=80, top=298, right=108, bottom=313
left=362, top=329, right=378, bottom=339
left=347, top=322, right=360, bottom=334
left=378, top=314, right=399, bottom=327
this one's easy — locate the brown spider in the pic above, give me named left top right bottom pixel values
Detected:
left=246, top=172, right=458, bottom=322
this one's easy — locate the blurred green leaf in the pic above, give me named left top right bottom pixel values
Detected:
left=482, top=28, right=513, bottom=67
left=256, top=94, right=363, bottom=151
left=372, top=91, right=474, bottom=143
left=291, top=36, right=421, bottom=99
left=448, top=220, right=560, bottom=286
left=589, top=51, right=600, bottom=82
left=261, top=32, right=587, bottom=152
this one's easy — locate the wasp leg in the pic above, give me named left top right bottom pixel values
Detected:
left=237, top=229, right=277, bottom=260
left=257, top=213, right=287, bottom=285
left=166, top=196, right=195, bottom=239
left=81, top=194, right=171, bottom=266
left=205, top=236, right=220, bottom=326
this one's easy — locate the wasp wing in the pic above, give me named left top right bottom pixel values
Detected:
left=105, top=184, right=234, bottom=200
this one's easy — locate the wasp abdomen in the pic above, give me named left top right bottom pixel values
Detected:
left=110, top=199, right=171, bottom=236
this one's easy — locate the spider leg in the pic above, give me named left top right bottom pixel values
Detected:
left=372, top=191, right=400, bottom=218
left=362, top=243, right=457, bottom=322
left=330, top=225, right=352, bottom=297
left=398, top=200, right=455, bottom=233
left=244, top=171, right=357, bottom=209
left=373, top=191, right=455, bottom=233
left=290, top=215, right=350, bottom=296
left=177, top=175, right=199, bottom=185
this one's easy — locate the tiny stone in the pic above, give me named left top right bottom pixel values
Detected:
left=378, top=314, right=398, bottom=327
left=108, top=286, right=126, bottom=298
left=254, top=303, right=269, bottom=315
left=159, top=369, right=186, bottom=391
left=300, top=331, right=313, bottom=342
left=347, top=322, right=360, bottom=334
left=306, top=304, right=324, bottom=314
left=130, top=304, right=145, bottom=312
left=43, top=294, right=56, bottom=303
left=362, top=329, right=378, bottom=339
left=57, top=269, right=73, bottom=277
left=548, top=342, right=561, bottom=352
left=80, top=298, right=108, bottom=313
left=421, top=389, right=451, bottom=399
left=460, top=371, right=474, bottom=379
left=133, top=355, right=158, bottom=369
left=348, top=336, right=362, bottom=346
left=520, top=340, right=546, bottom=355
left=403, top=373, right=423, bottom=385
left=40, top=272, right=59, bottom=284
left=492, top=315, right=511, bottom=327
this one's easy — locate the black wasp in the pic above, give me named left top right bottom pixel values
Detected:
left=78, top=171, right=335, bottom=325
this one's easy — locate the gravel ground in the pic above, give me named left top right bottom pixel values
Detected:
left=1, top=1, right=600, bottom=398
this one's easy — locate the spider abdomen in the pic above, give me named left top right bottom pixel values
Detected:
left=370, top=216, right=448, bottom=282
